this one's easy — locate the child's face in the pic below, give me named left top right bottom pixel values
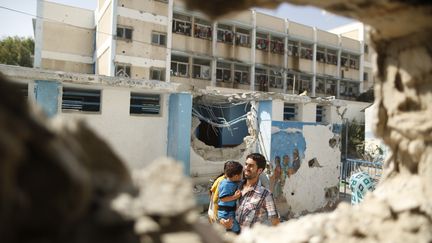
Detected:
left=231, top=173, right=242, bottom=182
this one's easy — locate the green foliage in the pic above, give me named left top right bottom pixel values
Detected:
left=341, top=119, right=365, bottom=159
left=0, top=36, right=34, bottom=67
left=356, top=88, right=374, bottom=102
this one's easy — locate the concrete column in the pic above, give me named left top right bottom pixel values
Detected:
left=167, top=93, right=193, bottom=175
left=359, top=40, right=365, bottom=93
left=283, top=19, right=289, bottom=94
left=34, top=80, right=60, bottom=118
left=109, top=0, right=118, bottom=76
left=337, top=35, right=342, bottom=99
left=34, top=0, right=44, bottom=68
left=312, top=27, right=317, bottom=97
left=211, top=22, right=218, bottom=87
left=250, top=10, right=257, bottom=91
left=257, top=100, right=273, bottom=161
left=165, top=0, right=174, bottom=82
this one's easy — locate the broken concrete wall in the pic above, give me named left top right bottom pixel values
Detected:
left=270, top=122, right=341, bottom=217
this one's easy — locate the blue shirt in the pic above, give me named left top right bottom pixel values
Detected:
left=218, top=179, right=239, bottom=207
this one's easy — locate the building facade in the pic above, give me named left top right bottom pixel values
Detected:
left=34, top=0, right=373, bottom=101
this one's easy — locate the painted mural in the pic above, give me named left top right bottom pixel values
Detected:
left=269, top=122, right=307, bottom=202
left=269, top=121, right=342, bottom=218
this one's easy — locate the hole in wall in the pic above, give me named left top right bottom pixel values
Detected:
left=308, top=158, right=322, bottom=168
left=329, top=138, right=337, bottom=148
left=394, top=71, right=404, bottom=92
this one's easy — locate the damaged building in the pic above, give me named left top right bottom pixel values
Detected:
left=10, top=0, right=375, bottom=217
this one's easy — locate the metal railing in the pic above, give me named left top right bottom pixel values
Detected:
left=340, top=158, right=383, bottom=194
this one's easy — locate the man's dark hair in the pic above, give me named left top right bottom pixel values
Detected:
left=246, top=153, right=267, bottom=170
left=224, top=161, right=243, bottom=178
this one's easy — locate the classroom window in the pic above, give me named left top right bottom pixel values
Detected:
left=270, top=36, right=284, bottom=54
left=115, top=63, right=131, bottom=78
left=62, top=87, right=101, bottom=112
left=256, top=32, right=269, bottom=51
left=171, top=55, right=189, bottom=77
left=326, top=49, right=337, bottom=65
left=300, top=42, right=313, bottom=60
left=216, top=62, right=231, bottom=82
left=192, top=58, right=211, bottom=80
left=269, top=69, right=283, bottom=89
left=150, top=68, right=165, bottom=81
left=235, top=28, right=250, bottom=47
left=173, top=13, right=192, bottom=36
left=288, top=40, right=299, bottom=56
left=151, top=32, right=166, bottom=46
left=194, top=18, right=212, bottom=39
left=217, top=23, right=233, bottom=43
left=234, top=64, right=249, bottom=84
left=316, top=105, right=326, bottom=123
left=130, top=93, right=161, bottom=115
left=317, top=46, right=326, bottom=62
left=117, top=26, right=133, bottom=40
left=283, top=103, right=297, bottom=121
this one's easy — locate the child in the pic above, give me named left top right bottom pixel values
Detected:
left=217, top=161, right=243, bottom=234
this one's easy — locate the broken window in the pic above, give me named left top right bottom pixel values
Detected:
left=269, top=69, right=283, bottom=89
left=216, top=61, right=231, bottom=82
left=283, top=103, right=297, bottom=121
left=288, top=40, right=299, bottom=57
left=193, top=100, right=251, bottom=148
left=270, top=36, right=284, bottom=54
left=130, top=93, right=161, bottom=115
left=300, top=42, right=313, bottom=60
left=150, top=68, right=165, bottom=81
left=171, top=55, right=189, bottom=77
left=62, top=87, right=101, bottom=112
left=194, top=18, right=212, bottom=40
left=173, top=13, right=192, bottom=36
left=235, top=28, right=250, bottom=47
left=217, top=23, right=233, bottom=44
left=151, top=32, right=166, bottom=46
left=316, top=105, right=326, bottom=123
left=326, top=49, right=337, bottom=65
left=256, top=32, right=269, bottom=51
left=193, top=58, right=211, bottom=80
left=115, top=63, right=131, bottom=78
left=117, top=26, right=133, bottom=41
left=317, top=46, right=326, bottom=63
left=234, top=64, right=249, bottom=84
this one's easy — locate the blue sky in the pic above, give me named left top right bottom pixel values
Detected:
left=0, top=0, right=355, bottom=38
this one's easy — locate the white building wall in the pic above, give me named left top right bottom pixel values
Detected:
left=343, top=100, right=370, bottom=122
left=60, top=87, right=169, bottom=169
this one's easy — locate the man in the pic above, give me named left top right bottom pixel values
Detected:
left=221, top=153, right=280, bottom=230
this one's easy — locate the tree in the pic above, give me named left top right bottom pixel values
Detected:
left=0, top=36, right=34, bottom=68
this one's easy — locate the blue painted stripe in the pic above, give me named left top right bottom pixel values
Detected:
left=34, top=80, right=60, bottom=117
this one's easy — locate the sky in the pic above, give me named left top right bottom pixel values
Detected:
left=0, top=0, right=356, bottom=39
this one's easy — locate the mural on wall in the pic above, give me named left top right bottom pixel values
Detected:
left=269, top=122, right=306, bottom=202
left=269, top=121, right=342, bottom=218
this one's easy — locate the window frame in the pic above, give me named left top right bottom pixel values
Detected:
left=117, top=26, right=133, bottom=41
left=61, top=87, right=101, bottom=113
left=115, top=63, right=131, bottom=78
left=129, top=92, right=161, bottom=116
left=283, top=103, right=297, bottom=121
left=150, top=68, right=166, bottom=81
left=172, top=13, right=192, bottom=36
left=151, top=32, right=167, bottom=46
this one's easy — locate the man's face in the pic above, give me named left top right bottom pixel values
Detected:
left=244, top=158, right=262, bottom=179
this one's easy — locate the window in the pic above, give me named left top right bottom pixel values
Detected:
left=216, top=62, right=231, bottom=82
left=256, top=32, right=269, bottom=51
left=316, top=105, right=325, bottom=123
left=62, top=87, right=101, bottom=112
left=317, top=47, right=326, bottom=62
left=150, top=68, right=165, bottom=81
left=235, top=28, right=250, bottom=47
left=364, top=72, right=369, bottom=82
left=326, top=49, right=337, bottom=65
left=130, top=93, right=160, bottom=115
left=270, top=36, right=284, bottom=54
left=349, top=54, right=359, bottom=69
left=117, top=26, right=133, bottom=40
left=299, top=75, right=312, bottom=94
left=316, top=77, right=325, bottom=94
left=194, top=18, right=212, bottom=40
left=364, top=44, right=369, bottom=54
left=269, top=69, right=283, bottom=89
left=192, top=58, right=211, bottom=80
left=283, top=103, right=297, bottom=121
left=288, top=41, right=299, bottom=56
left=217, top=23, right=233, bottom=43
left=341, top=52, right=349, bottom=67
left=151, top=32, right=166, bottom=46
left=173, top=13, right=192, bottom=36
left=115, top=63, right=131, bottom=78
left=325, top=79, right=337, bottom=96
left=234, top=64, right=249, bottom=84
left=171, top=55, right=189, bottom=77
left=300, top=42, right=313, bottom=60
left=255, top=68, right=268, bottom=91
left=287, top=73, right=296, bottom=92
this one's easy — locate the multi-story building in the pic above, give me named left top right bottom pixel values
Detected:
left=34, top=0, right=371, bottom=101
